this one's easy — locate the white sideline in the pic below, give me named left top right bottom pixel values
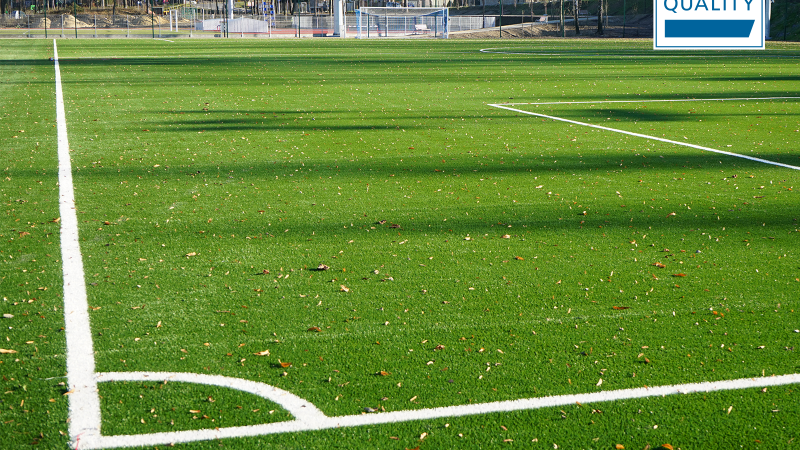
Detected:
left=489, top=99, right=800, bottom=171
left=53, top=44, right=800, bottom=449
left=85, top=374, right=800, bottom=449
left=54, top=40, right=104, bottom=448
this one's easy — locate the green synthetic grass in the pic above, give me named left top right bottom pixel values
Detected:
left=1, top=38, right=799, bottom=449
left=0, top=42, right=69, bottom=448
left=99, top=381, right=291, bottom=435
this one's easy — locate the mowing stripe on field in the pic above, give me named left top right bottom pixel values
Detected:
left=489, top=98, right=800, bottom=171
left=52, top=45, right=800, bottom=448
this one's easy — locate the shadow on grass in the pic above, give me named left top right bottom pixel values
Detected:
left=103, top=95, right=800, bottom=134
left=65, top=149, right=800, bottom=181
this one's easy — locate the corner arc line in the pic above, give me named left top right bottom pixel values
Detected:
left=96, top=371, right=326, bottom=422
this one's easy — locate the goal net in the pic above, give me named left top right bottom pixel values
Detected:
left=356, top=7, right=448, bottom=39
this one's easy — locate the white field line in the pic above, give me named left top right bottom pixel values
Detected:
left=497, top=96, right=800, bottom=107
left=95, top=372, right=327, bottom=422
left=489, top=99, right=800, bottom=171
left=479, top=48, right=800, bottom=58
left=84, top=374, right=800, bottom=449
left=53, top=49, right=800, bottom=449
left=55, top=40, right=104, bottom=448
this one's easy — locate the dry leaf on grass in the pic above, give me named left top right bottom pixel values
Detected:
left=340, top=285, right=350, bottom=293
left=672, top=273, right=687, bottom=277
left=253, top=350, right=270, bottom=356
left=653, top=262, right=666, bottom=268
left=307, top=326, right=322, bottom=332
left=0, top=349, right=17, bottom=354
left=613, top=306, right=630, bottom=310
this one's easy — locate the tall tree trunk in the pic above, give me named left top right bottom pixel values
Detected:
left=596, top=0, right=602, bottom=35
left=573, top=0, right=579, bottom=35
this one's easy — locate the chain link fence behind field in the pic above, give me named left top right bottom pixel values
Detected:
left=0, top=12, right=497, bottom=38
left=0, top=0, right=796, bottom=40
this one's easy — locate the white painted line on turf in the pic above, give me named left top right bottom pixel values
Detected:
left=52, top=50, right=799, bottom=448
left=54, top=40, right=104, bottom=448
left=81, top=374, right=800, bottom=449
left=479, top=48, right=800, bottom=58
left=95, top=372, right=326, bottom=421
left=499, top=96, right=800, bottom=107
left=489, top=100, right=800, bottom=171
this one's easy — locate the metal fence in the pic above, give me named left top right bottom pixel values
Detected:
left=0, top=0, right=796, bottom=40
left=0, top=12, right=498, bottom=37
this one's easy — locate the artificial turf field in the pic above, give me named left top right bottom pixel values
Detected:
left=1, top=37, right=799, bottom=449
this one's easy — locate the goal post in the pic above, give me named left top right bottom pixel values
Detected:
left=356, top=7, right=448, bottom=39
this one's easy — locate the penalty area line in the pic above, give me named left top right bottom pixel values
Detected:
left=498, top=96, right=800, bottom=107
left=489, top=102, right=800, bottom=171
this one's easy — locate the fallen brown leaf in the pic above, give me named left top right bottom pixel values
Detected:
left=0, top=349, right=17, bottom=354
left=653, top=262, right=666, bottom=268
left=672, top=273, right=687, bottom=277
left=613, top=306, right=630, bottom=310
left=253, top=350, right=270, bottom=356
left=307, top=326, right=322, bottom=332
